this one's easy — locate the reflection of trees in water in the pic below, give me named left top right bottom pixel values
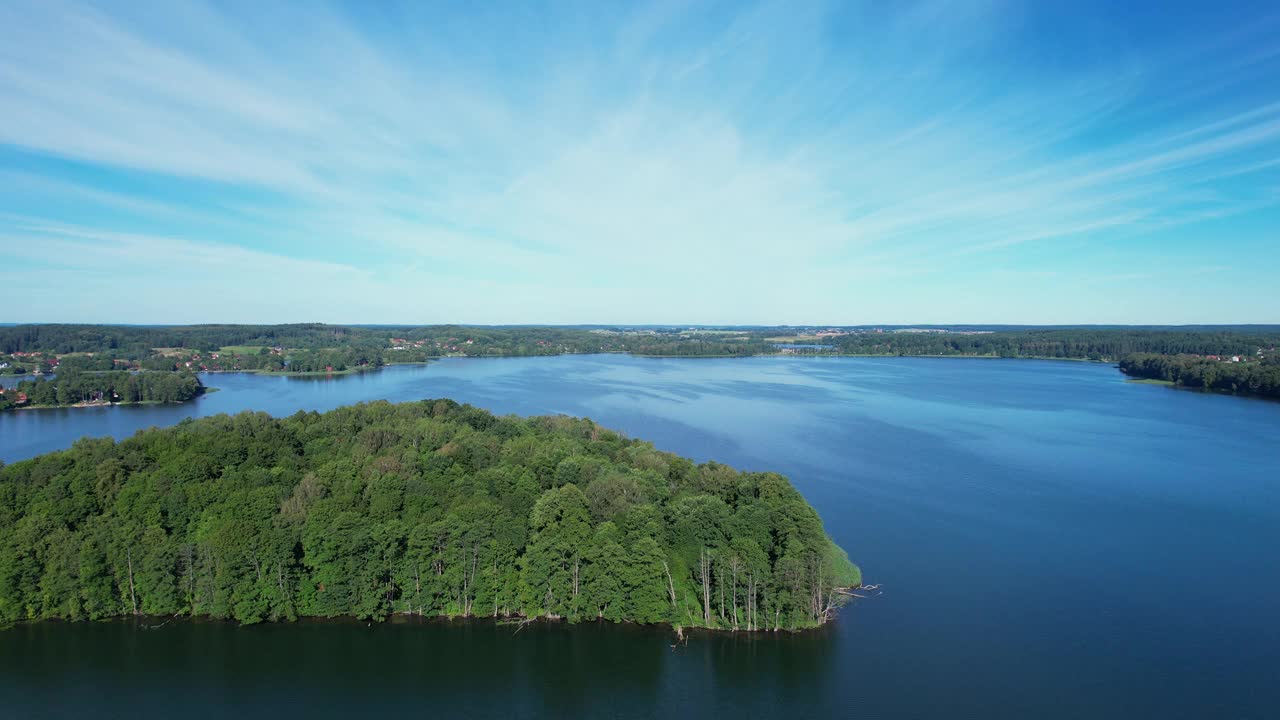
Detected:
left=692, top=624, right=839, bottom=713
left=518, top=619, right=667, bottom=717
left=513, top=618, right=842, bottom=717
left=0, top=591, right=846, bottom=717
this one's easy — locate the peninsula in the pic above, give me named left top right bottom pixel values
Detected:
left=0, top=400, right=859, bottom=631
left=0, top=370, right=206, bottom=412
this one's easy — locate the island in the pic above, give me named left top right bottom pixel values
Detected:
left=0, top=400, right=860, bottom=631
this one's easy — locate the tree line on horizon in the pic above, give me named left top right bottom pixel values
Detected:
left=0, top=323, right=770, bottom=363
left=4, top=323, right=1277, bottom=401
left=3, top=323, right=1276, bottom=361
left=828, top=329, right=1278, bottom=360
left=0, top=400, right=859, bottom=631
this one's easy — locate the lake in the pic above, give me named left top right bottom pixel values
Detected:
left=2, top=356, right=1279, bottom=718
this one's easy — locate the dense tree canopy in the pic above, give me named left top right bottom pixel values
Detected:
left=1119, top=353, right=1280, bottom=398
left=0, top=324, right=365, bottom=356
left=4, top=323, right=1276, bottom=363
left=0, top=400, right=858, bottom=631
left=0, top=324, right=776, bottom=367
left=829, top=329, right=1279, bottom=360
left=5, top=324, right=1276, bottom=401
left=2, top=371, right=204, bottom=409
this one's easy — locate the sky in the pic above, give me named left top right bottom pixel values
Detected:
left=1, top=0, right=1278, bottom=325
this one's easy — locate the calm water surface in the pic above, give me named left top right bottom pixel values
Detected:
left=2, top=356, right=1278, bottom=718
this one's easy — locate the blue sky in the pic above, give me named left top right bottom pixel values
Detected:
left=1, top=0, right=1278, bottom=325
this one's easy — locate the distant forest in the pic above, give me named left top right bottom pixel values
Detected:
left=0, top=401, right=858, bottom=630
left=0, top=324, right=772, bottom=364
left=1119, top=353, right=1280, bottom=399
left=2, top=323, right=1276, bottom=359
left=2, top=324, right=1277, bottom=403
left=828, top=328, right=1279, bottom=360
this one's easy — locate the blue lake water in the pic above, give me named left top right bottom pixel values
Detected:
left=2, top=356, right=1279, bottom=718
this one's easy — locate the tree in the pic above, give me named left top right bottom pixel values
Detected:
left=521, top=484, right=592, bottom=619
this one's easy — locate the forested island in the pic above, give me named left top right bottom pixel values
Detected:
left=0, top=400, right=859, bottom=631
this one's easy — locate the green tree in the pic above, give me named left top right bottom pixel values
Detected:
left=521, top=484, right=592, bottom=618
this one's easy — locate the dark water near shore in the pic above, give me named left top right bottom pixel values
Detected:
left=2, top=356, right=1279, bottom=718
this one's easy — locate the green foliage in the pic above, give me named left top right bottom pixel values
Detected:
left=830, top=328, right=1280, bottom=360
left=1120, top=353, right=1280, bottom=398
left=0, top=323, right=772, bottom=360
left=279, top=347, right=384, bottom=373
left=0, top=400, right=857, bottom=630
left=3, top=370, right=204, bottom=409
left=4, top=324, right=1278, bottom=382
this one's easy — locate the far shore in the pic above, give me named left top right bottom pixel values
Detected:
left=8, top=387, right=218, bottom=413
left=17, top=399, right=187, bottom=412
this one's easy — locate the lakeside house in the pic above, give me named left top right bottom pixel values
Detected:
left=0, top=389, right=29, bottom=405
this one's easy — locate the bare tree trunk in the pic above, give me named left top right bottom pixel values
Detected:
left=275, top=562, right=295, bottom=618
left=414, top=563, right=422, bottom=615
left=700, top=548, right=712, bottom=626
left=179, top=544, right=196, bottom=613
left=661, top=561, right=677, bottom=608
left=126, top=546, right=138, bottom=616
left=812, top=559, right=824, bottom=623
left=718, top=575, right=724, bottom=624
left=459, top=546, right=469, bottom=616
left=248, top=550, right=263, bottom=583
left=387, top=557, right=396, bottom=610
left=465, top=548, right=479, bottom=616
left=731, top=562, right=739, bottom=629
left=821, top=587, right=838, bottom=621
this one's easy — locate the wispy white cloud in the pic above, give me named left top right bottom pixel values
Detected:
left=1, top=216, right=358, bottom=276
left=0, top=0, right=1277, bottom=323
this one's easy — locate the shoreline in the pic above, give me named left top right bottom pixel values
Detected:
left=8, top=388, right=216, bottom=413
left=1125, top=377, right=1175, bottom=385
left=1120, top=372, right=1277, bottom=402
left=201, top=366, right=382, bottom=377
left=432, top=351, right=1116, bottom=362
left=7, top=609, right=846, bottom=636
left=15, top=399, right=195, bottom=412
